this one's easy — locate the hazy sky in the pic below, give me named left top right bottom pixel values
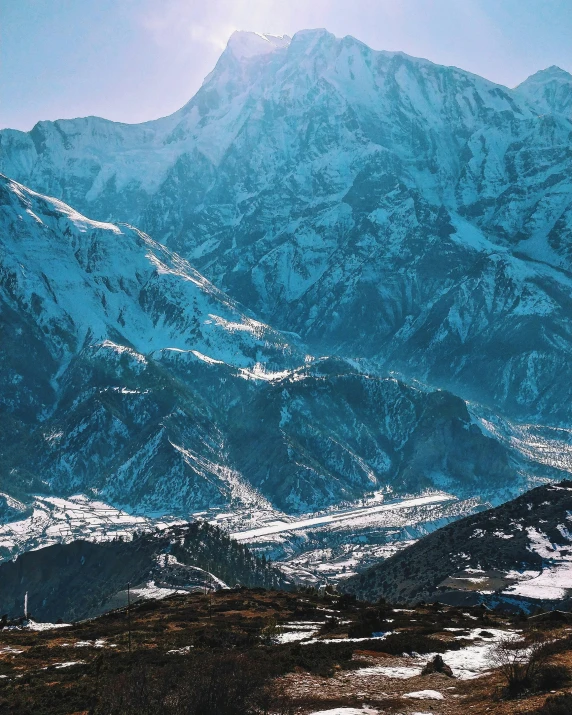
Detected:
left=2, top=0, right=571, bottom=130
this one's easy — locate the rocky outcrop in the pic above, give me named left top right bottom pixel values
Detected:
left=422, top=654, right=455, bottom=678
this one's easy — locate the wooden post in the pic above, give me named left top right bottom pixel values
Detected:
left=127, top=582, right=132, bottom=653
left=208, top=562, right=212, bottom=620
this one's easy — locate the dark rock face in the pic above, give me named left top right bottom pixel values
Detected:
left=343, top=481, right=572, bottom=608
left=422, top=654, right=455, bottom=677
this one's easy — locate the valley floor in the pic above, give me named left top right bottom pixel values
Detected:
left=0, top=490, right=480, bottom=584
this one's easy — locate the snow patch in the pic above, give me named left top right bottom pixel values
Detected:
left=403, top=690, right=444, bottom=700
left=226, top=31, right=291, bottom=60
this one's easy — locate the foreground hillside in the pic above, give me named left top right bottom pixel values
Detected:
left=1, top=587, right=572, bottom=714
left=0, top=520, right=288, bottom=622
left=344, top=481, right=572, bottom=608
left=2, top=173, right=545, bottom=520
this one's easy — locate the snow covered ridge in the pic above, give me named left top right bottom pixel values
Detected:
left=515, top=64, right=572, bottom=114
left=225, top=31, right=291, bottom=59
left=2, top=26, right=560, bottom=193
left=1, top=170, right=542, bottom=518
left=0, top=174, right=298, bottom=369
left=344, top=481, right=572, bottom=608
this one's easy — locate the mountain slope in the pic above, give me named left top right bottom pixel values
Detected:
left=1, top=32, right=571, bottom=539
left=515, top=65, right=572, bottom=116
left=0, top=174, right=297, bottom=370
left=1, top=30, right=571, bottom=428
left=343, top=480, right=572, bottom=607
left=0, top=520, right=289, bottom=621
left=0, top=174, right=299, bottom=512
left=1, top=175, right=538, bottom=519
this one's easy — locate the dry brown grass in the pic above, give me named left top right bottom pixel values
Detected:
left=1, top=590, right=571, bottom=714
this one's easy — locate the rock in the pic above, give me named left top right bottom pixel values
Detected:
left=421, top=654, right=455, bottom=678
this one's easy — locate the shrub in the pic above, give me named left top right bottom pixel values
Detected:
left=336, top=593, right=357, bottom=611
left=95, top=651, right=270, bottom=715
left=319, top=616, right=340, bottom=634
left=193, top=625, right=257, bottom=649
left=272, top=641, right=356, bottom=677
left=533, top=693, right=572, bottom=714
left=489, top=635, right=558, bottom=697
left=260, top=617, right=283, bottom=645
left=534, top=664, right=571, bottom=692
left=360, top=632, right=459, bottom=655
left=347, top=606, right=391, bottom=638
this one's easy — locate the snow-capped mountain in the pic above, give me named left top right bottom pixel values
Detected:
left=1, top=174, right=540, bottom=526
left=0, top=174, right=300, bottom=515
left=1, top=30, right=572, bottom=566
left=0, top=175, right=296, bottom=367
left=1, top=29, right=571, bottom=428
left=515, top=65, right=572, bottom=115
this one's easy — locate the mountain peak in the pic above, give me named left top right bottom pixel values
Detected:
left=289, top=28, right=335, bottom=50
left=225, top=31, right=291, bottom=60
left=518, top=64, right=572, bottom=88
left=291, top=28, right=332, bottom=40
left=515, top=64, right=572, bottom=114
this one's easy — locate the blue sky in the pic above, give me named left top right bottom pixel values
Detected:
left=1, top=0, right=571, bottom=130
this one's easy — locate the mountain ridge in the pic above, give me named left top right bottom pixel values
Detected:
left=343, top=480, right=572, bottom=609
left=0, top=520, right=289, bottom=622
left=2, top=173, right=543, bottom=522
left=2, top=30, right=570, bottom=431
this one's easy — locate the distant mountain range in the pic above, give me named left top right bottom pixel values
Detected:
left=2, top=30, right=572, bottom=422
left=1, top=29, right=571, bottom=534
left=0, top=175, right=526, bottom=519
